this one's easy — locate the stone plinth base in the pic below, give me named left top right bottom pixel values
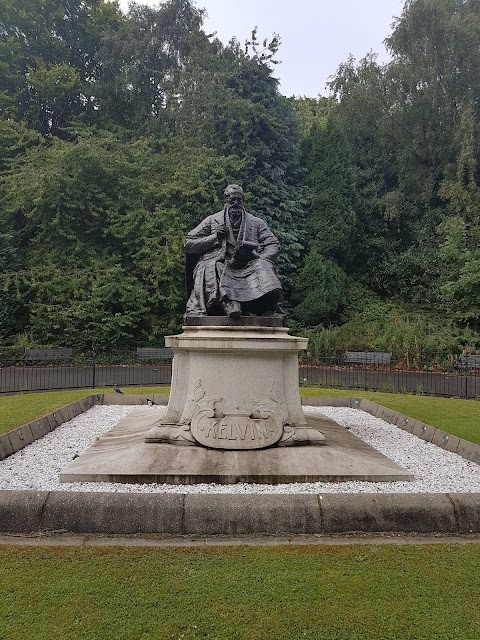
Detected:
left=184, top=315, right=285, bottom=327
left=145, top=324, right=325, bottom=449
left=59, top=410, right=414, bottom=484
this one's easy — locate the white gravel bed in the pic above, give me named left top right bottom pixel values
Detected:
left=0, top=405, right=479, bottom=494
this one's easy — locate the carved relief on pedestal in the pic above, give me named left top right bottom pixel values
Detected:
left=145, top=378, right=325, bottom=448
left=145, top=378, right=222, bottom=446
left=186, top=380, right=284, bottom=450
left=178, top=378, right=223, bottom=426
left=251, top=382, right=289, bottom=425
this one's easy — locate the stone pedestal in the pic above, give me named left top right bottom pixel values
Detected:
left=60, top=410, right=414, bottom=484
left=145, top=324, right=325, bottom=448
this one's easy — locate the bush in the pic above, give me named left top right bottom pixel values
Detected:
left=296, top=300, right=480, bottom=365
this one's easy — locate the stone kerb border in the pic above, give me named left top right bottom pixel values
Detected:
left=0, top=394, right=100, bottom=461
left=2, top=394, right=480, bottom=466
left=0, top=394, right=479, bottom=535
left=301, top=396, right=480, bottom=466
left=0, top=394, right=170, bottom=461
left=0, top=491, right=479, bottom=535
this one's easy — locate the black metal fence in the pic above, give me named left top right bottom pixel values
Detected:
left=1, top=350, right=479, bottom=398
left=300, top=354, right=480, bottom=399
left=0, top=349, right=173, bottom=394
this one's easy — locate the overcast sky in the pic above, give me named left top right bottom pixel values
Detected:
left=118, top=0, right=406, bottom=97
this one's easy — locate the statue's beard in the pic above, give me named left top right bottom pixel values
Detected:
left=228, top=204, right=243, bottom=225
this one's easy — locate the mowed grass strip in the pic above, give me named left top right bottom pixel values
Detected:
left=0, top=387, right=170, bottom=435
left=0, top=544, right=479, bottom=640
left=2, top=386, right=480, bottom=444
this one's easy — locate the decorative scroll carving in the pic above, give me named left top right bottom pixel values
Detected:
left=145, top=379, right=223, bottom=446
left=251, top=382, right=290, bottom=425
left=178, top=378, right=223, bottom=426
left=277, top=425, right=326, bottom=446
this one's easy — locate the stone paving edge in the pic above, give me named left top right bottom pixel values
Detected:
left=0, top=394, right=479, bottom=535
left=0, top=490, right=479, bottom=534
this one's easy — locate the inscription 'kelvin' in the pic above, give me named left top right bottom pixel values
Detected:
left=203, top=419, right=273, bottom=441
left=191, top=411, right=283, bottom=450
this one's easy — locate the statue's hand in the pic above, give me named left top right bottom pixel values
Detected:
left=216, top=224, right=227, bottom=239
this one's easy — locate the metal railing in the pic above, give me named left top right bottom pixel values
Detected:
left=0, top=349, right=173, bottom=394
left=299, top=353, right=480, bottom=399
left=0, top=349, right=479, bottom=398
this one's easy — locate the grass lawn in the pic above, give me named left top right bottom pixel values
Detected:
left=2, top=385, right=480, bottom=444
left=300, top=387, right=480, bottom=445
left=0, top=386, right=170, bottom=436
left=0, top=544, right=479, bottom=640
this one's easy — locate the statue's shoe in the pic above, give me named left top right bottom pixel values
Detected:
left=144, top=424, right=197, bottom=445
left=277, top=425, right=326, bottom=446
left=223, top=300, right=242, bottom=318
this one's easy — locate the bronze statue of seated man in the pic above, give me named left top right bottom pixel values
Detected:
left=185, top=184, right=284, bottom=319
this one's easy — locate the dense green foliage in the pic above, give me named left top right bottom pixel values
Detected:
left=293, top=0, right=480, bottom=357
left=0, top=0, right=303, bottom=348
left=1, top=0, right=480, bottom=356
left=1, top=545, right=480, bottom=640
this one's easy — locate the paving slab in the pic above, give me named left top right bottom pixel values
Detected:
left=0, top=490, right=49, bottom=533
left=29, top=417, right=51, bottom=441
left=59, top=409, right=414, bottom=484
left=183, top=494, right=322, bottom=535
left=2, top=533, right=479, bottom=547
left=46, top=412, right=59, bottom=431
left=431, top=429, right=461, bottom=453
left=41, top=492, right=184, bottom=535
left=0, top=434, right=14, bottom=460
left=358, top=399, right=379, bottom=415
left=456, top=439, right=480, bottom=465
left=411, top=420, right=436, bottom=442
left=449, top=493, right=480, bottom=533
left=7, top=423, right=34, bottom=452
left=321, top=493, right=457, bottom=533
left=394, top=413, right=415, bottom=433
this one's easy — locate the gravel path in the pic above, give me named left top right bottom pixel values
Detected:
left=0, top=405, right=479, bottom=494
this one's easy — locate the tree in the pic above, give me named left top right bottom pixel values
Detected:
left=0, top=226, right=25, bottom=342
left=384, top=0, right=480, bottom=312
left=96, top=0, right=206, bottom=130
left=292, top=250, right=347, bottom=326
left=0, top=0, right=123, bottom=135
left=1, top=128, right=160, bottom=346
left=328, top=54, right=400, bottom=296
left=301, top=118, right=356, bottom=263
left=1, top=123, right=247, bottom=345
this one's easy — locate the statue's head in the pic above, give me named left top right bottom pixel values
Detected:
left=224, top=184, right=244, bottom=209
